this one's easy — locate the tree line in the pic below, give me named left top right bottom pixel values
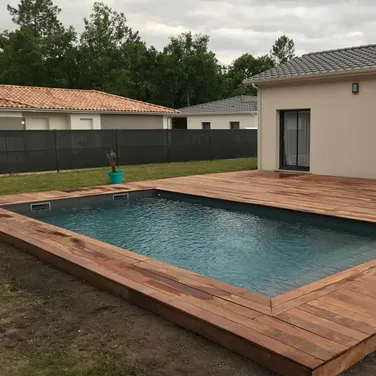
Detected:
left=0, top=0, right=295, bottom=109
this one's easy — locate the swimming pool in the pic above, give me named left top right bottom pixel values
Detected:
left=25, top=191, right=376, bottom=298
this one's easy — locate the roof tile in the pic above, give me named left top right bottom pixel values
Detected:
left=0, top=85, right=178, bottom=114
left=179, top=96, right=257, bottom=114
left=247, top=44, right=376, bottom=83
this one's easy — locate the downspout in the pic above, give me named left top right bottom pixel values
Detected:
left=252, top=83, right=261, bottom=170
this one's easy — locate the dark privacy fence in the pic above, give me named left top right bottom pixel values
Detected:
left=0, top=129, right=257, bottom=174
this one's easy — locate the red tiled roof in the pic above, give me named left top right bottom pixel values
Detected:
left=0, top=97, right=34, bottom=108
left=0, top=85, right=179, bottom=114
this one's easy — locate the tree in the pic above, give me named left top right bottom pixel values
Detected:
left=7, top=0, right=63, bottom=37
left=42, top=26, right=78, bottom=87
left=3, top=0, right=78, bottom=88
left=270, top=35, right=295, bottom=64
left=80, top=1, right=139, bottom=51
left=0, top=27, right=46, bottom=85
left=158, top=32, right=221, bottom=108
left=77, top=2, right=141, bottom=94
left=226, top=53, right=275, bottom=96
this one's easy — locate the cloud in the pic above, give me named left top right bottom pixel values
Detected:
left=1, top=0, right=376, bottom=64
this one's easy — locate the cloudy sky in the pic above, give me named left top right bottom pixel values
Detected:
left=1, top=0, right=375, bottom=64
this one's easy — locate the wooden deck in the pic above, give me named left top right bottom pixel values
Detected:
left=1, top=170, right=376, bottom=376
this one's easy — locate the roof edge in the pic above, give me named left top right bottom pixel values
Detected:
left=178, top=95, right=257, bottom=112
left=245, top=66, right=376, bottom=86
left=173, top=111, right=257, bottom=117
left=0, top=107, right=179, bottom=115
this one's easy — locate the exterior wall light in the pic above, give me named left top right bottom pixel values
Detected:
left=352, top=83, right=359, bottom=94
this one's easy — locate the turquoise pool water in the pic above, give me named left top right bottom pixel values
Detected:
left=30, top=195, right=376, bottom=297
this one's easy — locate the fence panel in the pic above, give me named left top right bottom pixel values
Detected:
left=57, top=130, right=116, bottom=170
left=168, top=130, right=212, bottom=162
left=117, top=129, right=168, bottom=165
left=0, top=129, right=257, bottom=174
left=0, top=131, right=56, bottom=173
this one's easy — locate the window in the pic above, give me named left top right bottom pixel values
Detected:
left=230, top=121, right=240, bottom=130
left=172, top=117, right=187, bottom=129
left=202, top=122, right=211, bottom=130
left=280, top=110, right=310, bottom=171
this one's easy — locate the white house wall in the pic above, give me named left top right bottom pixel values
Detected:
left=69, top=114, right=101, bottom=130
left=23, top=112, right=69, bottom=130
left=4, top=111, right=168, bottom=130
left=0, top=111, right=23, bottom=118
left=185, top=113, right=257, bottom=129
left=22, top=112, right=102, bottom=130
left=258, top=74, right=376, bottom=179
left=0, top=111, right=23, bottom=130
left=100, top=114, right=164, bottom=129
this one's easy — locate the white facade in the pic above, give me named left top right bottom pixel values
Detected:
left=182, top=113, right=258, bottom=130
left=0, top=111, right=170, bottom=130
left=70, top=114, right=101, bottom=130
left=100, top=114, right=171, bottom=129
left=257, top=73, right=376, bottom=179
left=24, top=112, right=69, bottom=130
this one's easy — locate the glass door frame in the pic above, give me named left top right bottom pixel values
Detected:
left=279, top=109, right=310, bottom=171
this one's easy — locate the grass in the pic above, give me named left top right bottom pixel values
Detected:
left=0, top=158, right=256, bottom=196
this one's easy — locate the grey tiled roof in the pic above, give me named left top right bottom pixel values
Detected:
left=179, top=96, right=257, bottom=114
left=247, top=44, right=376, bottom=83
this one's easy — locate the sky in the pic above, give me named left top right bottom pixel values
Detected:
left=1, top=0, right=375, bottom=65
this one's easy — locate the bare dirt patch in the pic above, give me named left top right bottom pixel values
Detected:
left=0, top=242, right=375, bottom=376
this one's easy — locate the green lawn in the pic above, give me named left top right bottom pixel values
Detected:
left=0, top=158, right=257, bottom=196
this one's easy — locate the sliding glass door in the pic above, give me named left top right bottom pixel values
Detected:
left=280, top=110, right=310, bottom=171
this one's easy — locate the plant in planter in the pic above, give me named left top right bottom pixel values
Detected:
left=106, top=150, right=124, bottom=184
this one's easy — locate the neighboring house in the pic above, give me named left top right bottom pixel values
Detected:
left=0, top=85, right=178, bottom=130
left=174, top=96, right=258, bottom=130
left=246, top=44, right=376, bottom=179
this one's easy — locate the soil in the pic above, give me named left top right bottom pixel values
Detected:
left=0, top=242, right=375, bottom=376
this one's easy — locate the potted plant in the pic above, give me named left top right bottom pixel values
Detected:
left=106, top=150, right=124, bottom=184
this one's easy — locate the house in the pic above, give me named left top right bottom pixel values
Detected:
left=246, top=44, right=376, bottom=179
left=0, top=85, right=178, bottom=130
left=173, top=96, right=257, bottom=130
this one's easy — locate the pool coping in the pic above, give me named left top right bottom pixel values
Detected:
left=1, top=179, right=376, bottom=375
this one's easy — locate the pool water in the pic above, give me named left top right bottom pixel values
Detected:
left=30, top=196, right=376, bottom=297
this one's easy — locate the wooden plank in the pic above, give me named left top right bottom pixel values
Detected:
left=307, top=299, right=376, bottom=328
left=288, top=308, right=368, bottom=341
left=142, top=259, right=271, bottom=307
left=345, top=280, right=376, bottom=299
left=272, top=260, right=376, bottom=309
left=1, top=212, right=147, bottom=263
left=105, top=261, right=264, bottom=320
left=325, top=289, right=376, bottom=314
left=276, top=308, right=366, bottom=347
left=319, top=293, right=376, bottom=320
left=137, top=259, right=271, bottom=313
left=271, top=276, right=363, bottom=316
left=301, top=300, right=376, bottom=335
left=312, top=334, right=376, bottom=376
left=256, top=315, right=347, bottom=360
